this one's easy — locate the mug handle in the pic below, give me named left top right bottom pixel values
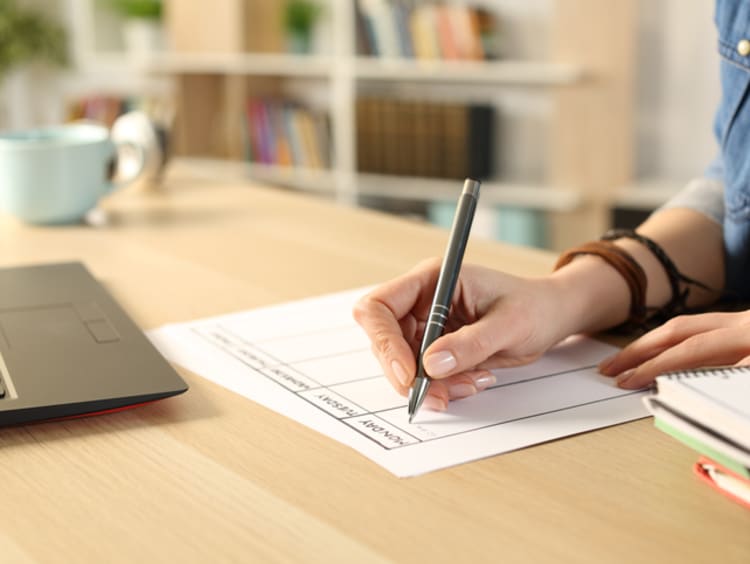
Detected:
left=106, top=140, right=146, bottom=194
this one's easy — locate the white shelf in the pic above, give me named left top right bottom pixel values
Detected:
left=142, top=52, right=335, bottom=78
left=81, top=52, right=584, bottom=86
left=173, top=159, right=581, bottom=212
left=353, top=57, right=584, bottom=86
left=613, top=179, right=685, bottom=209
left=76, top=53, right=132, bottom=73
left=118, top=52, right=583, bottom=86
left=356, top=173, right=581, bottom=211
left=171, top=159, right=336, bottom=192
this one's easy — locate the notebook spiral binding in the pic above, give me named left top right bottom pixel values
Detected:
left=663, top=365, right=750, bottom=380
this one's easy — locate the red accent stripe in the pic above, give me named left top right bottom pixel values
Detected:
left=45, top=400, right=159, bottom=423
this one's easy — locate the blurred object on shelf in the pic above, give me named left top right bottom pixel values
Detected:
left=67, top=95, right=124, bottom=128
left=66, top=93, right=174, bottom=129
left=244, top=97, right=330, bottom=169
left=284, top=0, right=322, bottom=54
left=357, top=96, right=495, bottom=181
left=355, top=0, right=499, bottom=61
left=166, top=1, right=287, bottom=54
left=0, top=0, right=67, bottom=78
left=0, top=0, right=67, bottom=129
left=101, top=0, right=164, bottom=58
left=476, top=6, right=502, bottom=60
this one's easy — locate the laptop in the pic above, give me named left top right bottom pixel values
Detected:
left=0, top=262, right=188, bottom=426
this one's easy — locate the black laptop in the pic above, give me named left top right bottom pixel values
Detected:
left=0, top=262, right=188, bottom=425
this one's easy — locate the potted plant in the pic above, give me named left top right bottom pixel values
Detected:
left=0, top=0, right=67, bottom=129
left=107, top=0, right=164, bottom=58
left=284, top=0, right=321, bottom=54
left=0, top=0, right=67, bottom=80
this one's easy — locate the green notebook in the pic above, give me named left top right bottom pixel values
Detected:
left=644, top=365, right=750, bottom=478
left=652, top=412, right=749, bottom=478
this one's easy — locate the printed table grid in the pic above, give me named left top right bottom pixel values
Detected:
left=193, top=324, right=641, bottom=451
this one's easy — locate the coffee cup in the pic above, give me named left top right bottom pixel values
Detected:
left=0, top=122, right=145, bottom=224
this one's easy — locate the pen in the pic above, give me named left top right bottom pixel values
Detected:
left=408, top=178, right=480, bottom=423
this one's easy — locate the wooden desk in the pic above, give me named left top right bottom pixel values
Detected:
left=0, top=167, right=747, bottom=563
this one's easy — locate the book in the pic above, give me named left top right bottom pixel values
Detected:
left=359, top=0, right=401, bottom=58
left=355, top=1, right=498, bottom=62
left=410, top=4, right=441, bottom=60
left=649, top=365, right=750, bottom=450
left=392, top=1, right=415, bottom=58
left=244, top=98, right=331, bottom=169
left=645, top=365, right=750, bottom=510
left=646, top=398, right=750, bottom=478
left=467, top=104, right=495, bottom=180
left=355, top=96, right=496, bottom=180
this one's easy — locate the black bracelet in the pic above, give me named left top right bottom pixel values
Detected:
left=601, top=228, right=715, bottom=320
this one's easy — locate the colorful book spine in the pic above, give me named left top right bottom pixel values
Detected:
left=245, top=98, right=331, bottom=170
left=355, top=1, right=496, bottom=60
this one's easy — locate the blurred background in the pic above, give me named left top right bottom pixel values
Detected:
left=0, top=0, right=719, bottom=250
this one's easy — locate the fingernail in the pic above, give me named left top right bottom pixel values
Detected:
left=391, top=360, right=409, bottom=387
left=615, top=368, right=636, bottom=386
left=472, top=373, right=496, bottom=390
left=599, top=354, right=617, bottom=374
left=423, top=395, right=447, bottom=411
left=448, top=383, right=476, bottom=400
left=423, top=351, right=457, bottom=377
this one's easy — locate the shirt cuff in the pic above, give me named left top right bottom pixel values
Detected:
left=655, top=177, right=724, bottom=225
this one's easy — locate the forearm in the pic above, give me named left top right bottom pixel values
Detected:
left=548, top=207, right=724, bottom=336
left=623, top=207, right=724, bottom=307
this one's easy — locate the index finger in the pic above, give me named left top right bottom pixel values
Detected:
left=353, top=260, right=440, bottom=394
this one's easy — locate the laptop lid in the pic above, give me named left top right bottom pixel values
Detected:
left=0, top=262, right=188, bottom=425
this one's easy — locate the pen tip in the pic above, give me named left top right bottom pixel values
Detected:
left=408, top=413, right=414, bottom=424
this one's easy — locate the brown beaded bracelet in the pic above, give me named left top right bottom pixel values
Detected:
left=601, top=228, right=715, bottom=321
left=554, top=240, right=648, bottom=327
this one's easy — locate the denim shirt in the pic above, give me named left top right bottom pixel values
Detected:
left=661, top=0, right=750, bottom=298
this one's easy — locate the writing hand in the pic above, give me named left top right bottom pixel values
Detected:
left=353, top=259, right=574, bottom=411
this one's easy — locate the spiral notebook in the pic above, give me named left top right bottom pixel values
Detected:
left=648, top=365, right=750, bottom=446
left=644, top=365, right=750, bottom=479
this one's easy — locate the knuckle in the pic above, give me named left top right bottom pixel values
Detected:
left=467, top=329, right=494, bottom=360
left=682, top=331, right=710, bottom=351
left=352, top=295, right=375, bottom=324
left=373, top=331, right=396, bottom=359
left=661, top=315, right=688, bottom=337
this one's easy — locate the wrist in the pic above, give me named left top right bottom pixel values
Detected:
left=548, top=254, right=632, bottom=335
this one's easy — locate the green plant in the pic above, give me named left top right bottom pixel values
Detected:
left=109, top=0, right=162, bottom=20
left=284, top=0, right=320, bottom=36
left=0, top=0, right=67, bottom=78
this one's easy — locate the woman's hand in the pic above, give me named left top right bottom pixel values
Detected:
left=599, top=310, right=750, bottom=388
left=353, top=259, right=583, bottom=411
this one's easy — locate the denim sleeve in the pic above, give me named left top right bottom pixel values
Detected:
left=654, top=154, right=725, bottom=225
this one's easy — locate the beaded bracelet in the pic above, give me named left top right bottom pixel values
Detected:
left=554, top=240, right=648, bottom=327
left=601, top=228, right=714, bottom=321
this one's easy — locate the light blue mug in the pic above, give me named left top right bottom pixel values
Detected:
left=0, top=123, right=144, bottom=224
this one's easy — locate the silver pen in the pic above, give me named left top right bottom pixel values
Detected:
left=408, top=178, right=480, bottom=423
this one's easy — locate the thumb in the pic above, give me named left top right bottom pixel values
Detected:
left=422, top=316, right=507, bottom=379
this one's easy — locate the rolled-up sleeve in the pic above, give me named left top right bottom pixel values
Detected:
left=656, top=175, right=724, bottom=225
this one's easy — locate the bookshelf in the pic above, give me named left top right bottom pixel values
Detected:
left=73, top=0, right=635, bottom=250
left=352, top=58, right=582, bottom=85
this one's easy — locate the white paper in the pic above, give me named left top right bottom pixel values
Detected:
left=149, top=288, right=649, bottom=477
